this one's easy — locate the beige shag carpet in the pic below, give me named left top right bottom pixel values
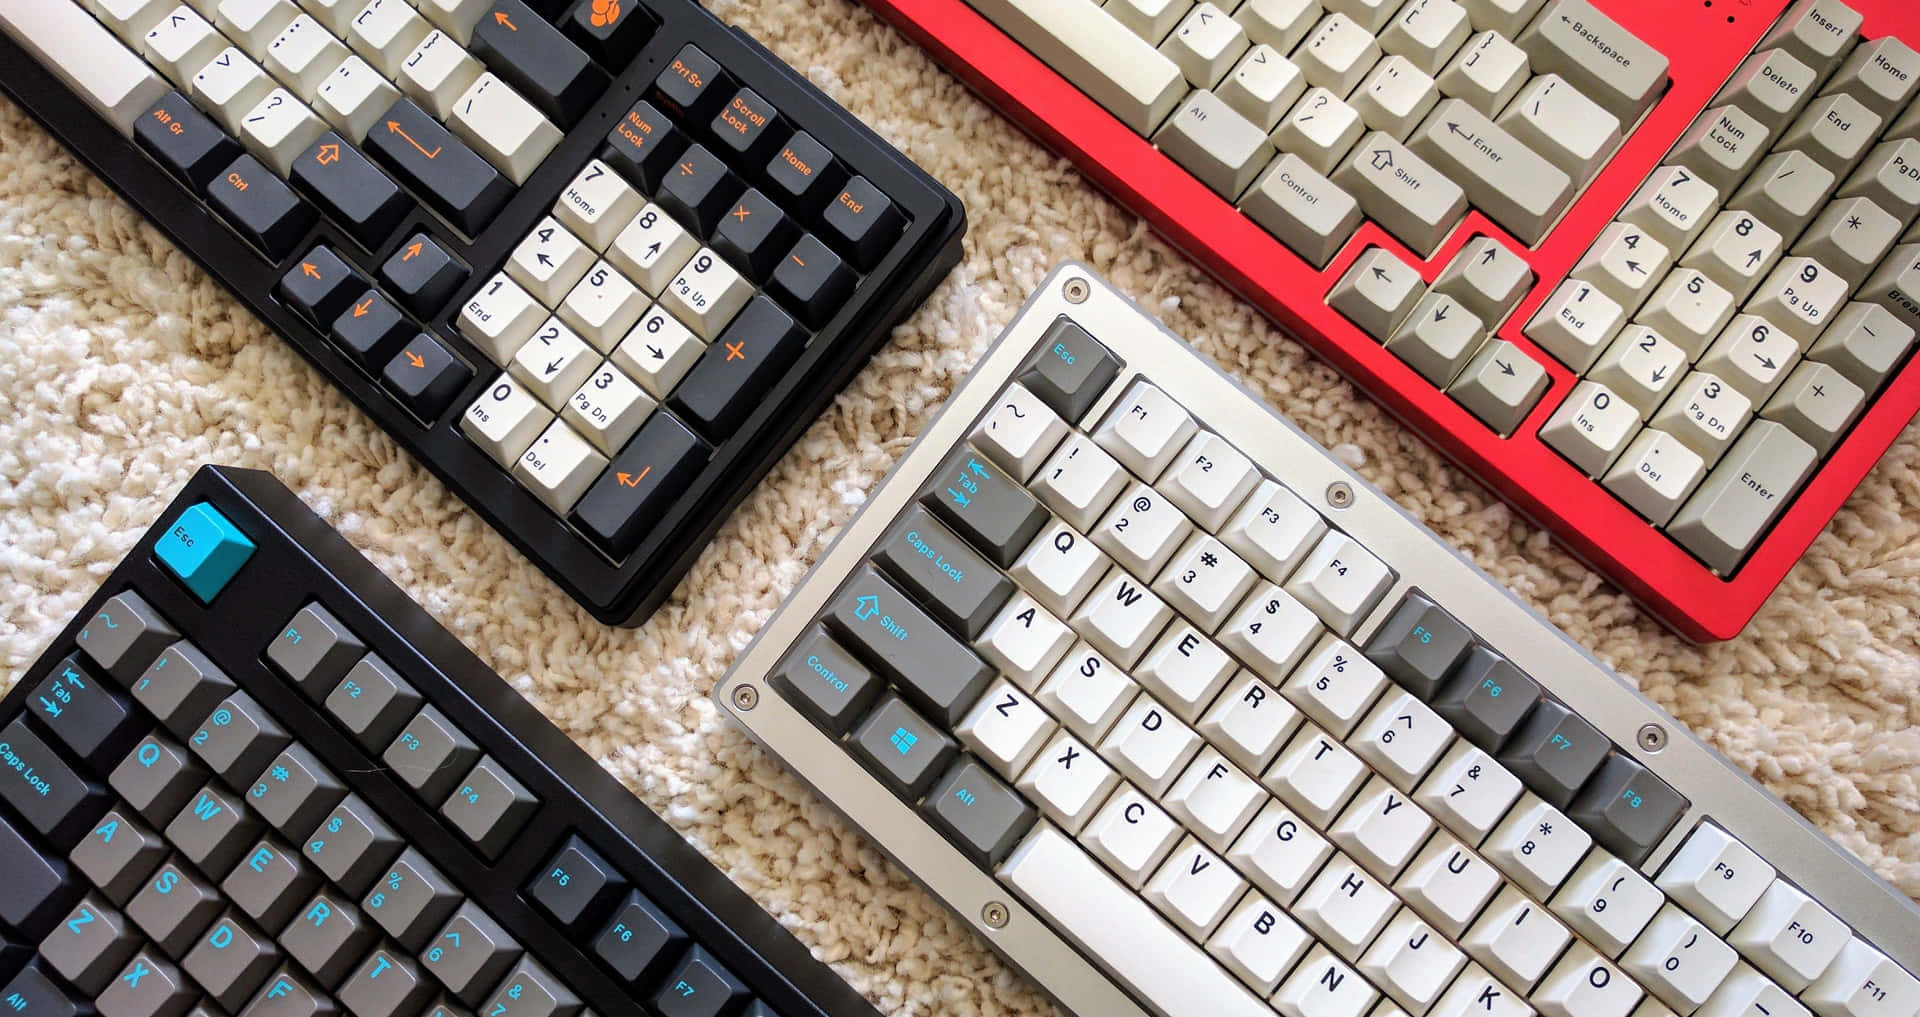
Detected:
left=3, top=2, right=1918, bottom=1014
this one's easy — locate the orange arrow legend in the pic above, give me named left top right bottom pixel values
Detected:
left=301, top=262, right=321, bottom=279
left=401, top=240, right=423, bottom=261
left=616, top=467, right=650, bottom=488
left=352, top=297, right=374, bottom=318
left=494, top=11, right=516, bottom=29
left=405, top=350, right=426, bottom=368
left=316, top=143, right=340, bottom=165
left=387, top=120, right=440, bottom=160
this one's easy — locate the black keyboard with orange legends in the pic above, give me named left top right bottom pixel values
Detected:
left=0, top=0, right=964, bottom=626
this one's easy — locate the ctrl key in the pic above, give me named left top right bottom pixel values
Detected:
left=768, top=629, right=880, bottom=734
left=206, top=155, right=316, bottom=262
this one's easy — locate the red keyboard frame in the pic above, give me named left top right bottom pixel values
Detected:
left=862, top=0, right=1920, bottom=641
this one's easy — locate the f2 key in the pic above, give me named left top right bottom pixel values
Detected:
left=473, top=0, right=606, bottom=127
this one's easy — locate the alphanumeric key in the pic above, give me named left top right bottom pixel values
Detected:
left=604, top=101, right=682, bottom=194
left=563, top=0, right=656, bottom=67
left=278, top=247, right=366, bottom=326
left=77, top=592, right=178, bottom=685
left=337, top=946, right=435, bottom=1017
left=30, top=655, right=145, bottom=769
left=710, top=189, right=796, bottom=282
left=244, top=743, right=344, bottom=839
left=206, top=156, right=317, bottom=261
left=99, top=948, right=195, bottom=1017
left=366, top=99, right=512, bottom=237
left=125, top=857, right=223, bottom=959
left=164, top=783, right=260, bottom=876
left=471, top=0, right=605, bottom=126
left=363, top=849, right=460, bottom=950
left=221, top=838, right=321, bottom=932
left=481, top=958, right=578, bottom=1017
left=135, top=93, right=241, bottom=190
left=181, top=910, right=281, bottom=1013
left=69, top=808, right=168, bottom=907
left=109, top=736, right=206, bottom=827
left=709, top=89, right=787, bottom=170
left=186, top=693, right=289, bottom=786
left=570, top=411, right=710, bottom=559
left=382, top=335, right=473, bottom=421
left=667, top=296, right=807, bottom=440
left=380, top=234, right=467, bottom=318
left=39, top=894, right=139, bottom=996
left=131, top=642, right=234, bottom=741
left=305, top=797, right=402, bottom=896
left=657, top=144, right=741, bottom=237
left=278, top=891, right=377, bottom=987
left=769, top=234, right=855, bottom=328
left=821, top=175, right=906, bottom=271
left=649, top=44, right=731, bottom=123
left=239, top=967, right=331, bottom=1017
left=330, top=291, right=413, bottom=372
left=0, top=719, right=109, bottom=849
left=765, top=131, right=845, bottom=218
left=422, top=903, right=520, bottom=1007
left=290, top=133, right=409, bottom=251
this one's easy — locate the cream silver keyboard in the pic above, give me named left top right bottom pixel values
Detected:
left=715, top=264, right=1920, bottom=1017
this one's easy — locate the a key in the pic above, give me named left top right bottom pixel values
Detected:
left=957, top=676, right=1056, bottom=777
left=708, top=86, right=789, bottom=171
left=367, top=98, right=512, bottom=236
left=459, top=274, right=546, bottom=365
left=187, top=693, right=288, bottom=785
left=850, top=694, right=957, bottom=798
left=469, top=0, right=603, bottom=125
left=1145, top=836, right=1248, bottom=940
left=312, top=54, right=399, bottom=142
left=1284, top=531, right=1393, bottom=634
left=3, top=816, right=77, bottom=940
left=181, top=909, right=282, bottom=1012
left=510, top=317, right=597, bottom=408
left=590, top=890, right=684, bottom=986
left=660, top=247, right=752, bottom=341
left=1809, top=302, right=1914, bottom=392
left=125, top=855, right=224, bottom=957
left=1351, top=691, right=1454, bottom=791
left=924, top=756, right=1038, bottom=867
left=1332, top=247, right=1427, bottom=339
left=1363, top=593, right=1472, bottom=699
left=829, top=566, right=997, bottom=720
left=1411, top=100, right=1571, bottom=246
left=1552, top=852, right=1664, bottom=956
left=1536, top=945, right=1641, bottom=1017
left=1526, top=280, right=1623, bottom=373
left=263, top=14, right=346, bottom=95
left=971, top=382, right=1069, bottom=484
left=108, top=735, right=204, bottom=829
left=1276, top=86, right=1367, bottom=175
left=382, top=233, right=468, bottom=318
left=98, top=948, right=197, bottom=1017
left=1264, top=724, right=1369, bottom=826
left=608, top=204, right=700, bottom=298
left=136, top=92, right=243, bottom=190
left=325, top=656, right=421, bottom=750
left=132, top=641, right=235, bottom=742
left=1779, top=94, right=1881, bottom=176
left=1395, top=835, right=1501, bottom=939
left=1351, top=55, right=1439, bottom=140
left=1294, top=12, right=1381, bottom=97
left=1415, top=741, right=1522, bottom=843
left=1436, top=29, right=1527, bottom=117
left=1622, top=166, right=1720, bottom=252
left=710, top=189, right=798, bottom=283
left=294, top=123, right=414, bottom=246
left=1828, top=37, right=1920, bottom=117
left=563, top=361, right=654, bottom=454
left=278, top=890, right=378, bottom=986
left=1018, top=316, right=1123, bottom=422
left=237, top=88, right=327, bottom=176
left=440, top=759, right=537, bottom=859
left=1805, top=937, right=1920, bottom=1017
left=1218, top=44, right=1306, bottom=129
left=398, top=29, right=484, bottom=119
left=1497, top=699, right=1608, bottom=806
left=1573, top=222, right=1672, bottom=310
left=1282, top=634, right=1387, bottom=737
left=1337, top=132, right=1468, bottom=256
left=1483, top=794, right=1589, bottom=900
left=1210, top=892, right=1312, bottom=993
left=71, top=808, right=169, bottom=907
left=1377, top=0, right=1470, bottom=76
left=1362, top=909, right=1466, bottom=1013
left=1017, top=729, right=1121, bottom=833
left=513, top=419, right=607, bottom=511
left=364, top=848, right=461, bottom=949
left=509, top=217, right=595, bottom=307
left=1683, top=212, right=1783, bottom=304
left=382, top=706, right=481, bottom=803
left=1656, top=824, right=1773, bottom=934
left=1160, top=3, right=1247, bottom=87
left=603, top=101, right=685, bottom=195
left=1797, top=197, right=1900, bottom=283
left=666, top=296, right=809, bottom=440
left=42, top=893, right=142, bottom=995
left=338, top=946, right=435, bottom=1017
left=1839, top=139, right=1920, bottom=221
left=1153, top=90, right=1270, bottom=199
left=1748, top=256, right=1848, bottom=346
left=1590, top=326, right=1686, bottom=417
left=1734, top=150, right=1837, bottom=237
left=768, top=234, right=855, bottom=328
left=1153, top=535, right=1258, bottom=633
left=820, top=176, right=906, bottom=271
left=1465, top=884, right=1571, bottom=989
left=203, top=152, right=314, bottom=259
left=1862, top=244, right=1920, bottom=333
left=382, top=334, right=472, bottom=421
left=1278, top=946, right=1380, bottom=1017
left=559, top=262, right=649, bottom=352
left=653, top=949, right=744, bottom=1017
left=192, top=46, right=275, bottom=135
left=1240, top=154, right=1363, bottom=268
left=0, top=719, right=107, bottom=848
left=1669, top=420, right=1818, bottom=573
left=1295, top=857, right=1399, bottom=960
left=31, top=656, right=143, bottom=769
left=462, top=374, right=552, bottom=465
left=1499, top=74, right=1621, bottom=184
left=420, top=903, right=520, bottom=1006
left=1697, top=315, right=1799, bottom=404
left=166, top=782, right=261, bottom=875
left=1331, top=775, right=1435, bottom=877
left=1603, top=428, right=1706, bottom=525
left=875, top=506, right=1016, bottom=639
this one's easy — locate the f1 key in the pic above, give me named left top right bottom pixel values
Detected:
left=473, top=0, right=606, bottom=127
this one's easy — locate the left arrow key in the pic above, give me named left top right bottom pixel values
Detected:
left=276, top=246, right=365, bottom=326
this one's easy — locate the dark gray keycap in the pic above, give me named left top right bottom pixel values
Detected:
left=31, top=654, right=145, bottom=768
left=1569, top=752, right=1690, bottom=866
left=525, top=838, right=621, bottom=932
left=423, top=903, right=521, bottom=1007
left=184, top=998, right=222, bottom=1017
left=125, top=856, right=223, bottom=959
left=221, top=839, right=321, bottom=932
left=851, top=694, right=956, bottom=799
left=824, top=568, right=993, bottom=727
left=40, top=893, right=141, bottom=994
left=1431, top=647, right=1540, bottom=751
left=918, top=446, right=1050, bottom=568
left=111, top=736, right=207, bottom=826
left=653, top=946, right=746, bottom=1017
left=740, top=1002, right=777, bottom=1017
left=3, top=812, right=80, bottom=940
left=238, top=966, right=337, bottom=1017
left=922, top=757, right=1037, bottom=868
left=265, top=605, right=365, bottom=699
left=245, top=744, right=346, bottom=840
left=338, top=947, right=434, bottom=1017
left=181, top=910, right=281, bottom=1013
left=420, top=997, right=473, bottom=1017
left=482, top=958, right=580, bottom=1017
left=1497, top=700, right=1611, bottom=808
left=874, top=505, right=1016, bottom=638
left=1, top=963, right=85, bottom=1017
left=592, top=892, right=683, bottom=985
left=77, top=593, right=179, bottom=684
left=439, top=759, right=537, bottom=859
left=382, top=708, right=479, bottom=804
left=768, top=629, right=881, bottom=735
left=97, top=947, right=196, bottom=1017
left=132, top=643, right=236, bottom=741
left=325, top=657, right=421, bottom=751
left=304, top=796, right=402, bottom=896
left=277, top=891, right=377, bottom=987
left=1363, top=593, right=1474, bottom=699
left=363, top=849, right=460, bottom=951
left=0, top=718, right=109, bottom=848
left=188, top=694, right=290, bottom=786
left=165, top=783, right=261, bottom=875
left=70, top=808, right=168, bottom=906
left=1017, top=316, right=1122, bottom=423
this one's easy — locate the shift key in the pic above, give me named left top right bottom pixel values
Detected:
left=873, top=506, right=1015, bottom=638
left=825, top=567, right=993, bottom=726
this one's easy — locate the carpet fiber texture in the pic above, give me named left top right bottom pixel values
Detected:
left=3, top=2, right=1918, bottom=1014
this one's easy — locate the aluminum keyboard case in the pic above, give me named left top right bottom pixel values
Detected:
left=0, top=4, right=966, bottom=627
left=844, top=0, right=1920, bottom=641
left=715, top=264, right=1920, bottom=1017
left=1, top=464, right=886, bottom=1017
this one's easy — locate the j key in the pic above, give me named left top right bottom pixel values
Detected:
left=207, top=155, right=316, bottom=261
left=278, top=247, right=367, bottom=326
left=1498, top=700, right=1609, bottom=807
left=658, top=143, right=742, bottom=238
left=1568, top=753, right=1688, bottom=865
left=650, top=44, right=731, bottom=124
left=382, top=334, right=473, bottom=420
left=1018, top=317, right=1123, bottom=423
left=653, top=946, right=747, bottom=1017
left=470, top=0, right=604, bottom=126
left=825, top=566, right=994, bottom=726
left=290, top=133, right=408, bottom=250
left=593, top=891, right=685, bottom=986
left=366, top=98, right=512, bottom=237
left=569, top=411, right=710, bottom=558
left=765, top=131, right=846, bottom=217
left=527, top=837, right=625, bottom=931
left=1, top=814, right=78, bottom=938
left=77, top=592, right=178, bottom=684
left=330, top=291, right=413, bottom=371
left=381, top=234, right=469, bottom=318
left=30, top=655, right=144, bottom=769
left=710, top=189, right=797, bottom=282
left=822, top=176, right=906, bottom=272
left=135, top=92, right=241, bottom=190
left=562, top=0, right=656, bottom=67
left=0, top=718, right=110, bottom=849
left=769, top=234, right=855, bottom=328
left=603, top=101, right=684, bottom=194
left=666, top=296, right=807, bottom=440
left=917, top=445, right=1050, bottom=568
left=710, top=88, right=788, bottom=170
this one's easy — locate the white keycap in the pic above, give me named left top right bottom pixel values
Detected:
left=1622, top=166, right=1721, bottom=252
left=609, top=204, right=700, bottom=297
left=1073, top=567, right=1174, bottom=667
left=1701, top=968, right=1812, bottom=1017
left=1154, top=534, right=1259, bottom=633
left=459, top=273, right=546, bottom=364
left=1361, top=909, right=1467, bottom=1012
left=1136, top=621, right=1239, bottom=721
left=1210, top=893, right=1313, bottom=993
left=1464, top=884, right=1571, bottom=989
left=1012, top=519, right=1113, bottom=619
left=1159, top=431, right=1260, bottom=532
left=1282, top=532, right=1392, bottom=635
left=264, top=15, right=346, bottom=97
left=1037, top=641, right=1136, bottom=743
left=211, top=0, right=298, bottom=55
left=974, top=383, right=1070, bottom=481
left=1541, top=381, right=1640, bottom=477
left=7, top=2, right=164, bottom=135
left=1263, top=724, right=1369, bottom=827
left=1352, top=56, right=1438, bottom=140
left=1337, top=132, right=1469, bottom=257
left=1278, top=947, right=1381, bottom=1017
left=1641, top=269, right=1737, bottom=360
left=1650, top=371, right=1752, bottom=466
left=1536, top=944, right=1643, bottom=1017
left=1109, top=0, right=1193, bottom=42
left=1498, top=73, right=1621, bottom=182
left=1147, top=835, right=1248, bottom=938
left=1080, top=783, right=1183, bottom=887
left=1602, top=428, right=1705, bottom=525
left=1377, top=0, right=1468, bottom=76
left=1803, top=937, right=1920, bottom=1017
left=1234, top=0, right=1321, bottom=52
left=1323, top=0, right=1398, bottom=33
left=1457, top=0, right=1543, bottom=35
left=1728, top=881, right=1848, bottom=992
left=1281, top=633, right=1386, bottom=737
left=145, top=6, right=224, bottom=87
left=414, top=0, right=489, bottom=44
left=396, top=28, right=480, bottom=118
left=1296, top=12, right=1382, bottom=98
left=1219, top=583, right=1321, bottom=681
left=1434, top=235, right=1533, bottom=326
left=1331, top=776, right=1434, bottom=878
left=1515, top=0, right=1668, bottom=122
left=1656, top=824, right=1773, bottom=935
left=1219, top=45, right=1307, bottom=130
left=1624, top=904, right=1740, bottom=1012
left=450, top=73, right=562, bottom=185
left=998, top=825, right=1277, bottom=1017
left=1590, top=326, right=1687, bottom=417
left=1350, top=690, right=1452, bottom=791
left=192, top=47, right=276, bottom=134
left=563, top=363, right=653, bottom=455
left=1551, top=852, right=1664, bottom=957
left=1672, top=105, right=1772, bottom=192
left=559, top=262, right=648, bottom=353
left=239, top=89, right=326, bottom=175
left=1200, top=673, right=1302, bottom=772
left=1796, top=197, right=1900, bottom=281
left=1395, top=835, right=1503, bottom=938
left=346, top=0, right=428, bottom=77
left=295, top=0, right=356, bottom=35
left=1715, top=48, right=1817, bottom=124
left=1166, top=747, right=1267, bottom=849
left=1161, top=3, right=1248, bottom=87
left=1296, top=856, right=1400, bottom=959
left=462, top=374, right=551, bottom=465
left=1528, top=280, right=1625, bottom=373
left=959, top=677, right=1057, bottom=778
left=1229, top=799, right=1334, bottom=903
left=312, top=55, right=397, bottom=142
left=87, top=0, right=178, bottom=42
left=1683, top=212, right=1784, bottom=304
left=1839, top=139, right=1920, bottom=221
left=1734, top=151, right=1836, bottom=238
left=1436, top=30, right=1526, bottom=115
left=1276, top=86, right=1368, bottom=175
left=1762, top=361, right=1863, bottom=457
left=1484, top=794, right=1591, bottom=900
left=1094, top=481, right=1196, bottom=579
left=1573, top=222, right=1673, bottom=311
left=660, top=247, right=752, bottom=340
left=509, top=218, right=595, bottom=308
left=1415, top=742, right=1522, bottom=843
left=975, top=0, right=1186, bottom=135
left=978, top=592, right=1077, bottom=689
left=611, top=305, right=703, bottom=399
left=1220, top=479, right=1326, bottom=582
left=512, top=419, right=606, bottom=512
left=1697, top=315, right=1799, bottom=404
left=1432, top=964, right=1534, bottom=1017
left=555, top=162, right=644, bottom=254
left=1034, top=433, right=1131, bottom=533
left=510, top=318, right=598, bottom=409
left=1758, top=0, right=1861, bottom=73
left=1780, top=93, right=1882, bottom=176
left=1094, top=380, right=1199, bottom=481
left=1747, top=256, right=1847, bottom=345
left=1019, top=730, right=1120, bottom=832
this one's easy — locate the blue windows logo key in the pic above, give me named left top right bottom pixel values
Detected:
left=890, top=728, right=917, bottom=755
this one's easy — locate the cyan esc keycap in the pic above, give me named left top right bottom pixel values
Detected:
left=155, top=503, right=255, bottom=602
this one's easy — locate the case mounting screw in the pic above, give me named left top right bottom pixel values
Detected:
left=982, top=901, right=1010, bottom=928
left=1638, top=723, right=1667, bottom=752
left=1063, top=278, right=1089, bottom=303
left=1327, top=482, right=1355, bottom=509
left=732, top=684, right=760, bottom=711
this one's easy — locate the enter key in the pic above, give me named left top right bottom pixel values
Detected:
left=1411, top=99, right=1575, bottom=248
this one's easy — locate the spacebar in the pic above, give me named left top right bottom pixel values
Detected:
left=999, top=826, right=1273, bottom=1017
left=0, top=0, right=167, bottom=136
